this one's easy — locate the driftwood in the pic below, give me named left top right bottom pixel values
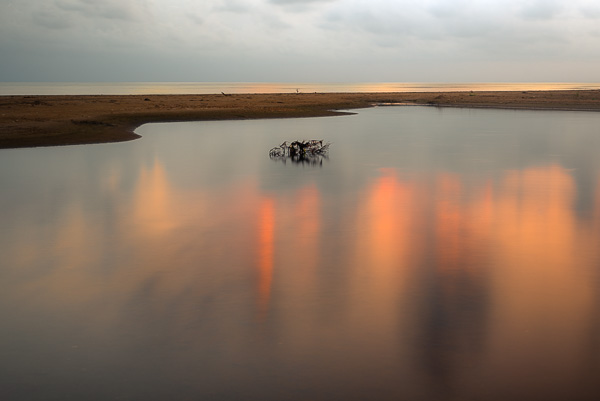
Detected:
left=269, top=140, right=330, bottom=157
left=269, top=140, right=331, bottom=165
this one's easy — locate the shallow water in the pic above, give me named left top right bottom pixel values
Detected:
left=1, top=106, right=600, bottom=400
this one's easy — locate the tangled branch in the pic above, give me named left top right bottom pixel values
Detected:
left=269, top=140, right=331, bottom=158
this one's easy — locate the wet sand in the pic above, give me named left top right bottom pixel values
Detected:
left=2, top=90, right=600, bottom=149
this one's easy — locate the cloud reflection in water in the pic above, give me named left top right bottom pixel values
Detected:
left=1, top=110, right=600, bottom=400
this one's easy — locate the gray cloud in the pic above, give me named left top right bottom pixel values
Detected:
left=580, top=5, right=600, bottom=19
left=32, top=10, right=73, bottom=30
left=520, top=0, right=563, bottom=20
left=188, top=14, right=204, bottom=25
left=269, top=0, right=336, bottom=4
left=55, top=0, right=149, bottom=21
left=323, top=0, right=577, bottom=49
left=1, top=0, right=600, bottom=82
left=215, top=0, right=251, bottom=13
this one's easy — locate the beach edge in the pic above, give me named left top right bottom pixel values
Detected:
left=2, top=90, right=600, bottom=149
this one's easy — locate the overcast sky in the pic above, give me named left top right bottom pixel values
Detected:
left=1, top=0, right=599, bottom=82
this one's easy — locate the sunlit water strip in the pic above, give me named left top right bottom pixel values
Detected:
left=2, top=82, right=600, bottom=96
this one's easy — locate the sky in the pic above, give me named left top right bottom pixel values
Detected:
left=1, top=0, right=600, bottom=82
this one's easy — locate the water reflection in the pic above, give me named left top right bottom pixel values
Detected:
left=1, top=107, right=599, bottom=400
left=355, top=165, right=600, bottom=399
left=257, top=197, right=275, bottom=321
left=269, top=152, right=328, bottom=166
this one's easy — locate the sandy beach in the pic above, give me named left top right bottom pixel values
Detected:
left=2, top=90, right=600, bottom=149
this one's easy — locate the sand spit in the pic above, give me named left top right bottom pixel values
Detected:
left=2, top=90, right=600, bottom=149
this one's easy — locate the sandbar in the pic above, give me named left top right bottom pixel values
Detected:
left=2, top=90, right=600, bottom=149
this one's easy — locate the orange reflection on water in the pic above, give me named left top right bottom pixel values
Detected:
left=345, top=170, right=419, bottom=338
left=7, top=153, right=600, bottom=353
left=257, top=197, right=275, bottom=320
left=348, top=164, right=599, bottom=395
left=357, top=169, right=417, bottom=275
left=134, top=159, right=177, bottom=235
left=488, top=165, right=597, bottom=379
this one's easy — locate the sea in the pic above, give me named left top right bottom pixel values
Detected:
left=1, top=81, right=600, bottom=96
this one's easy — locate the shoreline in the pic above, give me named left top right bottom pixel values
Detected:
left=2, top=90, right=600, bottom=149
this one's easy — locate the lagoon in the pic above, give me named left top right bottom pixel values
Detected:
left=1, top=106, right=599, bottom=400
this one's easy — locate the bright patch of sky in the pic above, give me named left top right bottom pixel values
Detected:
left=1, top=0, right=599, bottom=82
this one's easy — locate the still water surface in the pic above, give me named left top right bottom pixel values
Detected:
left=1, top=106, right=600, bottom=400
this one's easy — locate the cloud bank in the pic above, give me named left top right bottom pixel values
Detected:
left=1, top=0, right=599, bottom=81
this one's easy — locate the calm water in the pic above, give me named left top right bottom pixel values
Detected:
left=1, top=106, right=600, bottom=400
left=2, top=81, right=600, bottom=95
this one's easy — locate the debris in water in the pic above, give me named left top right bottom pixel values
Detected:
left=269, top=140, right=331, bottom=165
left=269, top=140, right=330, bottom=157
